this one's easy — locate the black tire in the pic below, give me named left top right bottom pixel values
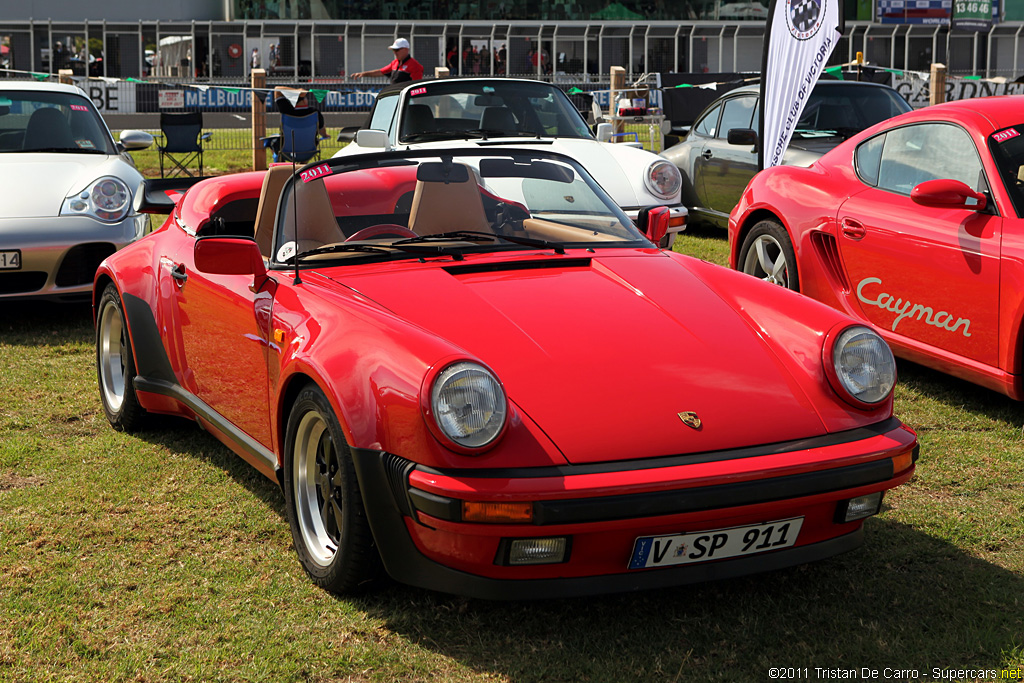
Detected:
left=283, top=384, right=381, bottom=594
left=96, top=283, right=148, bottom=432
left=738, top=219, right=799, bottom=291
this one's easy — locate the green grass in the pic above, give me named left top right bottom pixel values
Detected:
left=2, top=180, right=1024, bottom=682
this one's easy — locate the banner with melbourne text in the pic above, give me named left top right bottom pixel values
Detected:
left=759, top=0, right=844, bottom=169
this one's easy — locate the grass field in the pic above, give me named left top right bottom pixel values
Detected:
left=2, top=171, right=1023, bottom=681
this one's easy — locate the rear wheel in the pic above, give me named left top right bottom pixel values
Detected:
left=739, top=219, right=799, bottom=291
left=283, top=384, right=380, bottom=594
left=96, top=283, right=147, bottom=432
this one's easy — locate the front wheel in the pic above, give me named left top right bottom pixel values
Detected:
left=738, top=219, right=799, bottom=291
left=283, top=384, right=380, bottom=594
left=96, top=283, right=147, bottom=432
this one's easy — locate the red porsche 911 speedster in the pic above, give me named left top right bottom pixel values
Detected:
left=729, top=95, right=1024, bottom=400
left=95, top=148, right=917, bottom=599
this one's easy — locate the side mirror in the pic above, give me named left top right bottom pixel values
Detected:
left=595, top=123, right=613, bottom=142
left=119, top=129, right=154, bottom=150
left=355, top=129, right=391, bottom=150
left=194, top=236, right=267, bottom=279
left=727, top=128, right=758, bottom=146
left=911, top=178, right=987, bottom=211
left=637, top=206, right=670, bottom=245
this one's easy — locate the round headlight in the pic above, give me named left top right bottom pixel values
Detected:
left=831, top=326, right=896, bottom=405
left=91, top=178, right=130, bottom=213
left=430, top=362, right=507, bottom=450
left=644, top=160, right=682, bottom=200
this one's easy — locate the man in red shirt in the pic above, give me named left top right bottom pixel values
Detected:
left=352, top=38, right=424, bottom=84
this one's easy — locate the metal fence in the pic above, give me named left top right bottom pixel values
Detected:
left=6, top=18, right=1024, bottom=86
left=6, top=18, right=1024, bottom=154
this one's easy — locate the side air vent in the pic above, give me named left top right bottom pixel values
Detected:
left=811, top=231, right=850, bottom=292
left=382, top=452, right=416, bottom=516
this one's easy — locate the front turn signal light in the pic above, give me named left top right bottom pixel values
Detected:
left=462, top=501, right=533, bottom=523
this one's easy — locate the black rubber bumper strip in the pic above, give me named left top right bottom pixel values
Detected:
left=407, top=455, right=902, bottom=525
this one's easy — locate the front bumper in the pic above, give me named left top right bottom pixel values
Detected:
left=351, top=418, right=917, bottom=600
left=0, top=213, right=147, bottom=301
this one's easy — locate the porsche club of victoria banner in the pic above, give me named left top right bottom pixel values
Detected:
left=759, top=0, right=844, bottom=169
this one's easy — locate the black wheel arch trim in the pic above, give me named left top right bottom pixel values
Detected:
left=350, top=447, right=867, bottom=600
left=121, top=292, right=178, bottom=384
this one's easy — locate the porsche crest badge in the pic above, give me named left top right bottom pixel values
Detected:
left=677, top=411, right=702, bottom=430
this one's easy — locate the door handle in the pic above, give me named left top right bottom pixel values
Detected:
left=171, top=263, right=188, bottom=283
left=841, top=219, right=866, bottom=240
left=701, top=149, right=713, bottom=159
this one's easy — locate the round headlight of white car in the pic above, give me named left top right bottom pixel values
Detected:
left=643, top=159, right=682, bottom=200
left=430, top=362, right=507, bottom=450
left=61, top=176, right=132, bottom=222
left=830, top=326, right=897, bottom=406
left=92, top=178, right=130, bottom=214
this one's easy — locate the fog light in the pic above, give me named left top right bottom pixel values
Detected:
left=506, top=537, right=569, bottom=566
left=836, top=492, right=883, bottom=523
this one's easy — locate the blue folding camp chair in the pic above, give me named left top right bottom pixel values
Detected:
left=261, top=113, right=321, bottom=164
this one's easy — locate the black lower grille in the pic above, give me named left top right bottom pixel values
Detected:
left=55, top=243, right=116, bottom=287
left=0, top=271, right=47, bottom=294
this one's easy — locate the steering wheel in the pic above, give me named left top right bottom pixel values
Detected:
left=345, top=224, right=417, bottom=241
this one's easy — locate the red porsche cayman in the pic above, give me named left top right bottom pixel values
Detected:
left=730, top=96, right=1024, bottom=400
left=95, top=149, right=916, bottom=599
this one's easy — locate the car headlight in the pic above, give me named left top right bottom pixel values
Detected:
left=643, top=159, right=682, bottom=200
left=826, top=325, right=897, bottom=407
left=60, top=176, right=132, bottom=222
left=429, top=361, right=508, bottom=451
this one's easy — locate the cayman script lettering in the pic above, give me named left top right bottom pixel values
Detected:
left=856, top=277, right=972, bottom=337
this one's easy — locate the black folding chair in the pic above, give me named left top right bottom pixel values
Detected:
left=158, top=112, right=212, bottom=178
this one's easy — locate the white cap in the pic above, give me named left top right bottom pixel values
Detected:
left=388, top=38, right=410, bottom=50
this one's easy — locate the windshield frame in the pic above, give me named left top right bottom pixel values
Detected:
left=270, top=147, right=650, bottom=270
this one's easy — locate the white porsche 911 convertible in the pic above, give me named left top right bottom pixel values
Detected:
left=334, top=78, right=686, bottom=247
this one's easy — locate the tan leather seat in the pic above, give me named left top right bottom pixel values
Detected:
left=278, top=172, right=346, bottom=254
left=253, top=164, right=293, bottom=258
left=408, top=164, right=490, bottom=236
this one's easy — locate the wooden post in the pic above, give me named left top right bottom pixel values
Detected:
left=251, top=68, right=267, bottom=171
left=58, top=69, right=73, bottom=85
left=930, top=63, right=947, bottom=106
left=610, top=66, right=625, bottom=141
left=435, top=67, right=450, bottom=78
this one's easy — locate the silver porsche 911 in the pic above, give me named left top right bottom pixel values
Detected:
left=0, top=81, right=154, bottom=302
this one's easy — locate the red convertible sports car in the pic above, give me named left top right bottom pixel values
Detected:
left=95, top=148, right=917, bottom=599
left=729, top=95, right=1024, bottom=400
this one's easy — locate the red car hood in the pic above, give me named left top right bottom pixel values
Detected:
left=329, top=252, right=828, bottom=464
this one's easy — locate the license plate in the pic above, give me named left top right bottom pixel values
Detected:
left=628, top=517, right=804, bottom=569
left=0, top=250, right=20, bottom=270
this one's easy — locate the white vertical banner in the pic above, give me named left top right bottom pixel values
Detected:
left=759, top=0, right=844, bottom=169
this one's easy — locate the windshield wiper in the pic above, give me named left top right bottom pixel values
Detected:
left=15, top=147, right=107, bottom=154
left=402, top=129, right=487, bottom=142
left=297, top=241, right=468, bottom=261
left=393, top=230, right=566, bottom=254
left=296, top=244, right=394, bottom=258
